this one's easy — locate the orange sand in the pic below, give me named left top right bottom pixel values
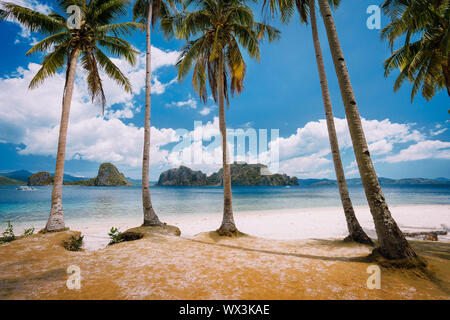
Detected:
left=0, top=229, right=449, bottom=299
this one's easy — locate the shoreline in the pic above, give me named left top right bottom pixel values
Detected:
left=42, top=204, right=450, bottom=250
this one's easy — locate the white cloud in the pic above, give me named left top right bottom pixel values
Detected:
left=384, top=140, right=450, bottom=163
left=3, top=0, right=52, bottom=44
left=279, top=154, right=332, bottom=178
left=199, top=107, right=213, bottom=116
left=166, top=94, right=197, bottom=109
left=0, top=45, right=180, bottom=169
left=1, top=56, right=448, bottom=179
left=368, top=139, right=393, bottom=156
left=166, top=95, right=217, bottom=116
left=274, top=117, right=424, bottom=162
left=430, top=123, right=448, bottom=136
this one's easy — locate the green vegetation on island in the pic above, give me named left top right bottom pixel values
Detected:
left=157, top=163, right=299, bottom=187
left=67, top=163, right=130, bottom=186
left=0, top=176, right=26, bottom=185
left=28, top=171, right=53, bottom=186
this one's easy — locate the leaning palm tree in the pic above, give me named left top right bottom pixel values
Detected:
left=262, top=0, right=372, bottom=245
left=381, top=0, right=449, bottom=102
left=133, top=0, right=178, bottom=226
left=169, top=0, right=279, bottom=235
left=315, top=0, right=417, bottom=259
left=0, top=0, right=139, bottom=231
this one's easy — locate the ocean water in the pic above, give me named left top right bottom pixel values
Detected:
left=0, top=184, right=449, bottom=232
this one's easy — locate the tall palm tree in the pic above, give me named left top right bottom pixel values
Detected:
left=316, top=0, right=417, bottom=259
left=262, top=0, right=372, bottom=245
left=133, top=0, right=176, bottom=226
left=0, top=0, right=139, bottom=232
left=169, top=0, right=279, bottom=235
left=381, top=0, right=449, bottom=102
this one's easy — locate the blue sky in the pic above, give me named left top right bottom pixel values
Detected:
left=0, top=0, right=448, bottom=180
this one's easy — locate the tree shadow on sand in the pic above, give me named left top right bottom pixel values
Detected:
left=0, top=267, right=66, bottom=299
left=188, top=232, right=374, bottom=264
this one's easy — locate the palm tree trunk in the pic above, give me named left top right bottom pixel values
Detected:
left=317, top=0, right=416, bottom=260
left=309, top=0, right=372, bottom=245
left=45, top=48, right=80, bottom=232
left=217, top=53, right=237, bottom=235
left=142, top=0, right=161, bottom=226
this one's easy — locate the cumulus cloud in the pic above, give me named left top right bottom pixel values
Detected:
left=4, top=0, right=52, bottom=44
left=430, top=123, right=448, bottom=136
left=166, top=94, right=198, bottom=109
left=0, top=45, right=180, bottom=169
left=261, top=117, right=428, bottom=177
left=384, top=140, right=450, bottom=163
left=199, top=107, right=213, bottom=116
left=273, top=117, right=424, bottom=162
left=1, top=52, right=448, bottom=179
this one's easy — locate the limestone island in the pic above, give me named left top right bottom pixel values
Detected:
left=157, top=163, right=299, bottom=186
left=67, top=163, right=130, bottom=186
left=28, top=171, right=53, bottom=186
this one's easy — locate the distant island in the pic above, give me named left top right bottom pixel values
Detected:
left=1, top=164, right=449, bottom=187
left=157, top=163, right=299, bottom=186
left=28, top=171, right=53, bottom=186
left=65, top=163, right=130, bottom=186
left=0, top=163, right=131, bottom=186
left=298, top=177, right=450, bottom=187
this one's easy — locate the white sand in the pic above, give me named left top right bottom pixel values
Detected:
left=68, top=204, right=450, bottom=250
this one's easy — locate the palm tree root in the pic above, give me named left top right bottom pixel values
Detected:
left=216, top=225, right=244, bottom=237
left=344, top=232, right=374, bottom=246
left=39, top=227, right=69, bottom=234
left=142, top=220, right=163, bottom=227
left=367, top=247, right=428, bottom=270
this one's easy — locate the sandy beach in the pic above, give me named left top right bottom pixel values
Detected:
left=65, top=204, right=450, bottom=250
left=0, top=204, right=449, bottom=300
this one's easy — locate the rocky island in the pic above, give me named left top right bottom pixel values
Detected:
left=67, top=163, right=130, bottom=186
left=157, top=166, right=209, bottom=186
left=157, top=163, right=299, bottom=186
left=28, top=171, right=53, bottom=186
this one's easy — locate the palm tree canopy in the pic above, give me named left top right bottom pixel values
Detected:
left=133, top=0, right=179, bottom=27
left=260, top=0, right=341, bottom=24
left=381, top=0, right=449, bottom=101
left=167, top=0, right=280, bottom=105
left=0, top=0, right=142, bottom=111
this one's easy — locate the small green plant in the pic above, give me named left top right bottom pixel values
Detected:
left=108, top=227, right=123, bottom=245
left=63, top=235, right=84, bottom=251
left=1, top=221, right=16, bottom=243
left=23, top=228, right=35, bottom=236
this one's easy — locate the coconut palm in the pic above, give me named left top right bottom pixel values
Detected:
left=263, top=0, right=416, bottom=258
left=316, top=0, right=417, bottom=259
left=0, top=0, right=139, bottom=231
left=381, top=0, right=449, bottom=102
left=169, top=0, right=279, bottom=235
left=133, top=0, right=178, bottom=226
left=263, top=0, right=373, bottom=245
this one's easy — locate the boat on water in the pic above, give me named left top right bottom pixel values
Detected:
left=17, top=186, right=36, bottom=191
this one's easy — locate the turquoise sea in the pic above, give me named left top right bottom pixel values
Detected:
left=0, top=184, right=449, bottom=231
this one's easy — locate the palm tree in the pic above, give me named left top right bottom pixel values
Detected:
left=169, top=0, right=279, bottom=235
left=0, top=0, right=139, bottom=232
left=262, top=0, right=372, bottom=245
left=381, top=0, right=449, bottom=102
left=316, top=0, right=417, bottom=259
left=133, top=0, right=177, bottom=226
